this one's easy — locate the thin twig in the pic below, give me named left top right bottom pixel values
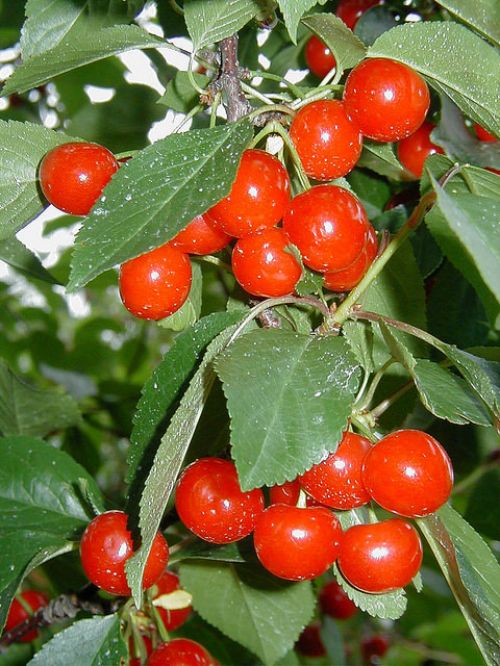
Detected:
left=212, top=35, right=251, bottom=122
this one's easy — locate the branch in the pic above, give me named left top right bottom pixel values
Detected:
left=212, top=35, right=251, bottom=122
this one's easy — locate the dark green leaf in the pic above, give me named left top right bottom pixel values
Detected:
left=68, top=120, right=253, bottom=291
left=354, top=5, right=398, bottom=47
left=159, top=71, right=210, bottom=113
left=170, top=539, right=248, bottom=565
left=278, top=0, right=327, bottom=43
left=422, top=154, right=500, bottom=201
left=158, top=262, right=203, bottom=332
left=184, top=0, right=263, bottom=51
left=464, top=469, right=500, bottom=540
left=434, top=0, right=500, bottom=46
left=0, top=237, right=59, bottom=284
left=358, top=141, right=406, bottom=180
left=294, top=266, right=324, bottom=297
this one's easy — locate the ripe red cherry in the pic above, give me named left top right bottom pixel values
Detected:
left=474, top=123, right=497, bottom=142
left=290, top=100, right=363, bottom=180
left=338, top=519, right=423, bottom=593
left=300, top=431, right=372, bottom=510
left=269, top=479, right=300, bottom=506
left=147, top=639, right=216, bottom=666
left=80, top=510, right=169, bottom=595
left=39, top=142, right=118, bottom=216
left=296, top=624, right=326, bottom=657
left=319, top=580, right=358, bottom=620
left=171, top=215, right=231, bottom=255
left=206, top=149, right=290, bottom=237
left=361, top=635, right=390, bottom=664
left=362, top=429, right=453, bottom=517
left=283, top=185, right=369, bottom=272
left=336, top=0, right=383, bottom=30
left=129, top=635, right=153, bottom=666
left=397, top=122, right=444, bottom=178
left=4, top=591, right=49, bottom=642
left=324, top=225, right=377, bottom=292
left=343, top=58, right=430, bottom=142
left=119, top=244, right=192, bottom=321
left=153, top=570, right=192, bottom=632
left=304, top=36, right=336, bottom=79
left=175, top=458, right=264, bottom=544
left=253, top=505, right=342, bottom=581
left=231, top=227, right=302, bottom=298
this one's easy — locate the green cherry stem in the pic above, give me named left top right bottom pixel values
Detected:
left=269, top=121, right=311, bottom=190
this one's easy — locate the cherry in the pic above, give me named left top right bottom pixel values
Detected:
left=147, top=639, right=217, bottom=666
left=4, top=591, right=49, bottom=642
left=206, top=149, right=290, bottom=237
left=343, top=58, right=430, bottom=142
left=473, top=123, right=497, bottom=142
left=337, top=519, right=423, bottom=593
left=319, top=580, right=358, bottom=620
left=153, top=570, right=191, bottom=632
left=39, top=142, right=118, bottom=216
left=304, top=35, right=336, bottom=79
left=253, top=504, right=342, bottom=581
left=119, top=244, right=192, bottom=321
left=171, top=215, right=231, bottom=255
left=231, top=227, right=302, bottom=298
left=336, top=0, right=383, bottom=30
left=269, top=479, right=301, bottom=506
left=296, top=623, right=326, bottom=657
left=80, top=510, right=169, bottom=596
left=323, top=225, right=377, bottom=292
left=175, top=458, right=265, bottom=544
left=290, top=100, right=363, bottom=180
left=283, top=185, right=369, bottom=272
left=362, top=429, right=453, bottom=517
left=361, top=635, right=390, bottom=664
left=129, top=635, right=153, bottom=665
left=397, top=122, right=444, bottom=178
left=300, top=431, right=372, bottom=510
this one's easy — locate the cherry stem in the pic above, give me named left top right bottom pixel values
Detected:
left=268, top=121, right=311, bottom=190
left=369, top=379, right=414, bottom=420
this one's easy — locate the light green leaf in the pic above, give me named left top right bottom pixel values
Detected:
left=184, top=0, right=262, bottom=52
left=180, top=560, right=315, bottom=665
left=158, top=262, right=203, bottom=332
left=358, top=141, right=406, bottom=180
left=158, top=71, right=210, bottom=113
left=27, top=615, right=126, bottom=666
left=368, top=22, right=500, bottom=136
left=301, top=14, right=366, bottom=79
left=422, top=154, right=500, bottom=201
left=278, top=0, right=327, bottom=43
left=215, top=329, right=361, bottom=490
left=68, top=120, right=252, bottom=291
left=2, top=25, right=164, bottom=95
left=0, top=237, right=59, bottom=284
left=434, top=0, right=500, bottom=46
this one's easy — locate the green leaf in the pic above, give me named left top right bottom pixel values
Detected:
left=180, top=560, right=315, bottom=665
left=464, top=469, right=500, bottom=540
left=127, top=311, right=244, bottom=485
left=278, top=0, right=327, bottom=43
left=354, top=5, right=398, bottom=46
left=368, top=22, right=500, bottom=136
left=419, top=505, right=500, bottom=666
left=68, top=120, right=253, bottom=291
left=301, top=14, right=366, bottom=79
left=294, top=266, right=324, bottom=297
left=215, top=329, right=361, bottom=490
left=184, top=0, right=263, bottom=52
left=434, top=0, right=500, bottom=46
left=343, top=320, right=374, bottom=373
left=0, top=237, right=59, bottom=284
left=158, top=71, right=210, bottom=113
left=170, top=539, right=248, bottom=565
left=358, top=141, right=406, bottom=180
left=0, top=121, right=75, bottom=240
left=158, top=262, right=203, bottom=332
left=126, top=324, right=241, bottom=607
left=422, top=154, right=500, bottom=201
left=27, top=614, right=126, bottom=666
left=0, top=360, right=81, bottom=437
left=2, top=25, right=164, bottom=96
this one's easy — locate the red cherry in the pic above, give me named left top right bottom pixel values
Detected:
left=397, top=122, right=444, bottom=178
left=119, top=244, right=192, bottom=321
left=171, top=215, right=231, bottom=255
left=206, top=149, right=290, bottom=237
left=253, top=505, right=342, bottom=581
left=473, top=123, right=497, bottom=142
left=343, top=58, right=430, bottom=142
left=283, top=185, right=369, bottom=272
left=304, top=36, right=336, bottom=79
left=147, top=639, right=216, bottom=666
left=362, top=429, right=453, bottom=517
left=338, top=519, right=423, bottom=593
left=296, top=624, right=326, bottom=657
left=269, top=479, right=301, bottom=506
left=299, top=431, right=372, bottom=510
left=175, top=458, right=265, bottom=544
left=39, top=142, right=118, bottom=216
left=290, top=100, right=363, bottom=181
left=129, top=635, right=153, bottom=665
left=323, top=225, right=377, bottom=292
left=4, top=591, right=49, bottom=642
left=231, top=227, right=302, bottom=298
left=361, top=635, right=390, bottom=664
left=154, top=571, right=191, bottom=632
left=336, top=0, right=383, bottom=30
left=319, top=580, right=358, bottom=620
left=80, top=511, right=169, bottom=596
